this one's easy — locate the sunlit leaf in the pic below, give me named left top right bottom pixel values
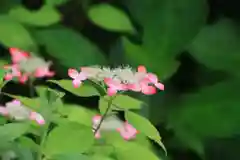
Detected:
left=125, top=111, right=166, bottom=152
left=43, top=122, right=94, bottom=156
left=88, top=3, right=134, bottom=32
left=48, top=153, right=90, bottom=160
left=49, top=80, right=100, bottom=97
left=8, top=5, right=61, bottom=26
left=0, top=15, right=37, bottom=52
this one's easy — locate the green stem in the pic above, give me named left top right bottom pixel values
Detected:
left=94, top=96, right=115, bottom=135
left=29, top=78, right=34, bottom=98
left=37, top=123, right=49, bottom=160
left=0, top=80, right=9, bottom=102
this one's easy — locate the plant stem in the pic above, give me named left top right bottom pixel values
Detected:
left=29, top=78, right=34, bottom=98
left=0, top=80, right=9, bottom=102
left=94, top=96, right=115, bottom=135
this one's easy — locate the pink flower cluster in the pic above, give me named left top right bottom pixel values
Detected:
left=3, top=48, right=55, bottom=83
left=92, top=115, right=138, bottom=140
left=68, top=65, right=164, bottom=96
left=0, top=100, right=45, bottom=125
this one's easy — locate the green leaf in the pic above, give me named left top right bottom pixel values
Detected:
left=107, top=94, right=144, bottom=110
left=33, top=26, right=106, bottom=69
left=188, top=18, right=240, bottom=76
left=122, top=0, right=207, bottom=79
left=0, top=15, right=37, bottom=51
left=167, top=79, right=240, bottom=154
left=49, top=153, right=91, bottom=160
left=49, top=80, right=100, bottom=97
left=8, top=5, right=61, bottom=26
left=88, top=3, right=134, bottom=32
left=46, top=0, right=69, bottom=6
left=91, top=155, right=115, bottom=160
left=17, top=137, right=40, bottom=153
left=0, top=123, right=30, bottom=141
left=43, top=123, right=94, bottom=156
left=113, top=141, right=160, bottom=160
left=125, top=111, right=166, bottom=152
left=58, top=104, right=96, bottom=126
left=0, top=116, right=7, bottom=125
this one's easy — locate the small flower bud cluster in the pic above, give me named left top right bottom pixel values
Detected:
left=68, top=65, right=164, bottom=96
left=0, top=100, right=45, bottom=125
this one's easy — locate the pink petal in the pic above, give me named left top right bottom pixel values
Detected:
left=18, top=74, right=28, bottom=84
left=137, top=65, right=147, bottom=73
left=4, top=74, right=13, bottom=81
left=77, top=72, right=87, bottom=81
left=0, top=107, right=9, bottom=116
left=29, top=112, right=45, bottom=125
left=92, top=115, right=102, bottom=124
left=94, top=130, right=101, bottom=139
left=127, top=83, right=141, bottom=92
left=9, top=48, right=29, bottom=63
left=104, top=78, right=126, bottom=91
left=46, top=71, right=55, bottom=77
left=117, top=122, right=138, bottom=140
left=141, top=83, right=156, bottom=95
left=72, top=79, right=82, bottom=88
left=147, top=73, right=158, bottom=84
left=155, top=82, right=164, bottom=90
left=34, top=68, right=46, bottom=78
left=107, top=87, right=117, bottom=96
left=11, top=100, right=21, bottom=106
left=68, top=68, right=79, bottom=79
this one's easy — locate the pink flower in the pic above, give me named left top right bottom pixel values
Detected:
left=92, top=115, right=102, bottom=139
left=0, top=106, right=9, bottom=116
left=29, top=112, right=45, bottom=125
left=18, top=73, right=29, bottom=84
left=9, top=48, right=29, bottom=64
left=138, top=65, right=164, bottom=91
left=116, top=121, right=139, bottom=140
left=104, top=78, right=127, bottom=96
left=3, top=64, right=21, bottom=81
left=34, top=66, right=55, bottom=78
left=68, top=68, right=87, bottom=88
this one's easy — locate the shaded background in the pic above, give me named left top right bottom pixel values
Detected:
left=0, top=0, right=240, bottom=159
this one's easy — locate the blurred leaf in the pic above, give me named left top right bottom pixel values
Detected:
left=88, top=3, right=134, bottom=32
left=91, top=155, right=115, bottom=160
left=49, top=80, right=100, bottom=97
left=125, top=111, right=166, bottom=152
left=188, top=18, right=240, bottom=76
left=113, top=141, right=160, bottom=160
left=0, top=123, right=30, bottom=141
left=49, top=153, right=90, bottom=160
left=43, top=122, right=94, bottom=156
left=58, top=104, right=96, bottom=126
left=17, top=137, right=40, bottom=153
left=46, top=0, right=69, bottom=6
left=167, top=79, right=240, bottom=154
left=106, top=94, right=144, bottom=110
left=88, top=145, right=114, bottom=157
left=33, top=26, right=106, bottom=68
left=8, top=5, right=61, bottom=26
left=122, top=0, right=207, bottom=79
left=0, top=116, right=7, bottom=125
left=0, top=15, right=37, bottom=52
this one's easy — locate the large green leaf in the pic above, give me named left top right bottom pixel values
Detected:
left=43, top=123, right=94, bottom=156
left=45, top=0, right=69, bottom=6
left=33, top=26, right=106, bottom=69
left=49, top=80, right=100, bottom=97
left=113, top=141, right=160, bottom=160
left=8, top=5, right=61, bottom=26
left=48, top=153, right=91, bottom=160
left=0, top=123, right=30, bottom=141
left=125, top=111, right=166, bottom=152
left=57, top=104, right=96, bottom=126
left=167, top=79, right=240, bottom=154
left=0, top=15, right=37, bottom=52
left=188, top=18, right=240, bottom=76
left=88, top=4, right=134, bottom=32
left=122, top=0, right=207, bottom=79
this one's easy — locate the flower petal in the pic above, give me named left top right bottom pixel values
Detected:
left=107, top=87, right=117, bottom=96
left=29, top=112, right=45, bottom=125
left=9, top=48, right=29, bottom=63
left=137, top=65, right=147, bottom=73
left=72, top=79, right=82, bottom=88
left=0, top=107, right=9, bottom=116
left=147, top=73, right=158, bottom=84
left=141, top=83, right=156, bottom=95
left=155, top=82, right=164, bottom=90
left=68, top=68, right=79, bottom=79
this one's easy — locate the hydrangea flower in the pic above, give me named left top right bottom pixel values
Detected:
left=3, top=48, right=55, bottom=83
left=68, top=65, right=164, bottom=96
left=92, top=115, right=138, bottom=140
left=0, top=100, right=45, bottom=125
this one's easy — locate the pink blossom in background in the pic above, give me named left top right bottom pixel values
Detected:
left=35, top=66, right=55, bottom=78
left=0, top=100, right=45, bottom=125
left=9, top=48, right=30, bottom=64
left=68, top=68, right=87, bottom=88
